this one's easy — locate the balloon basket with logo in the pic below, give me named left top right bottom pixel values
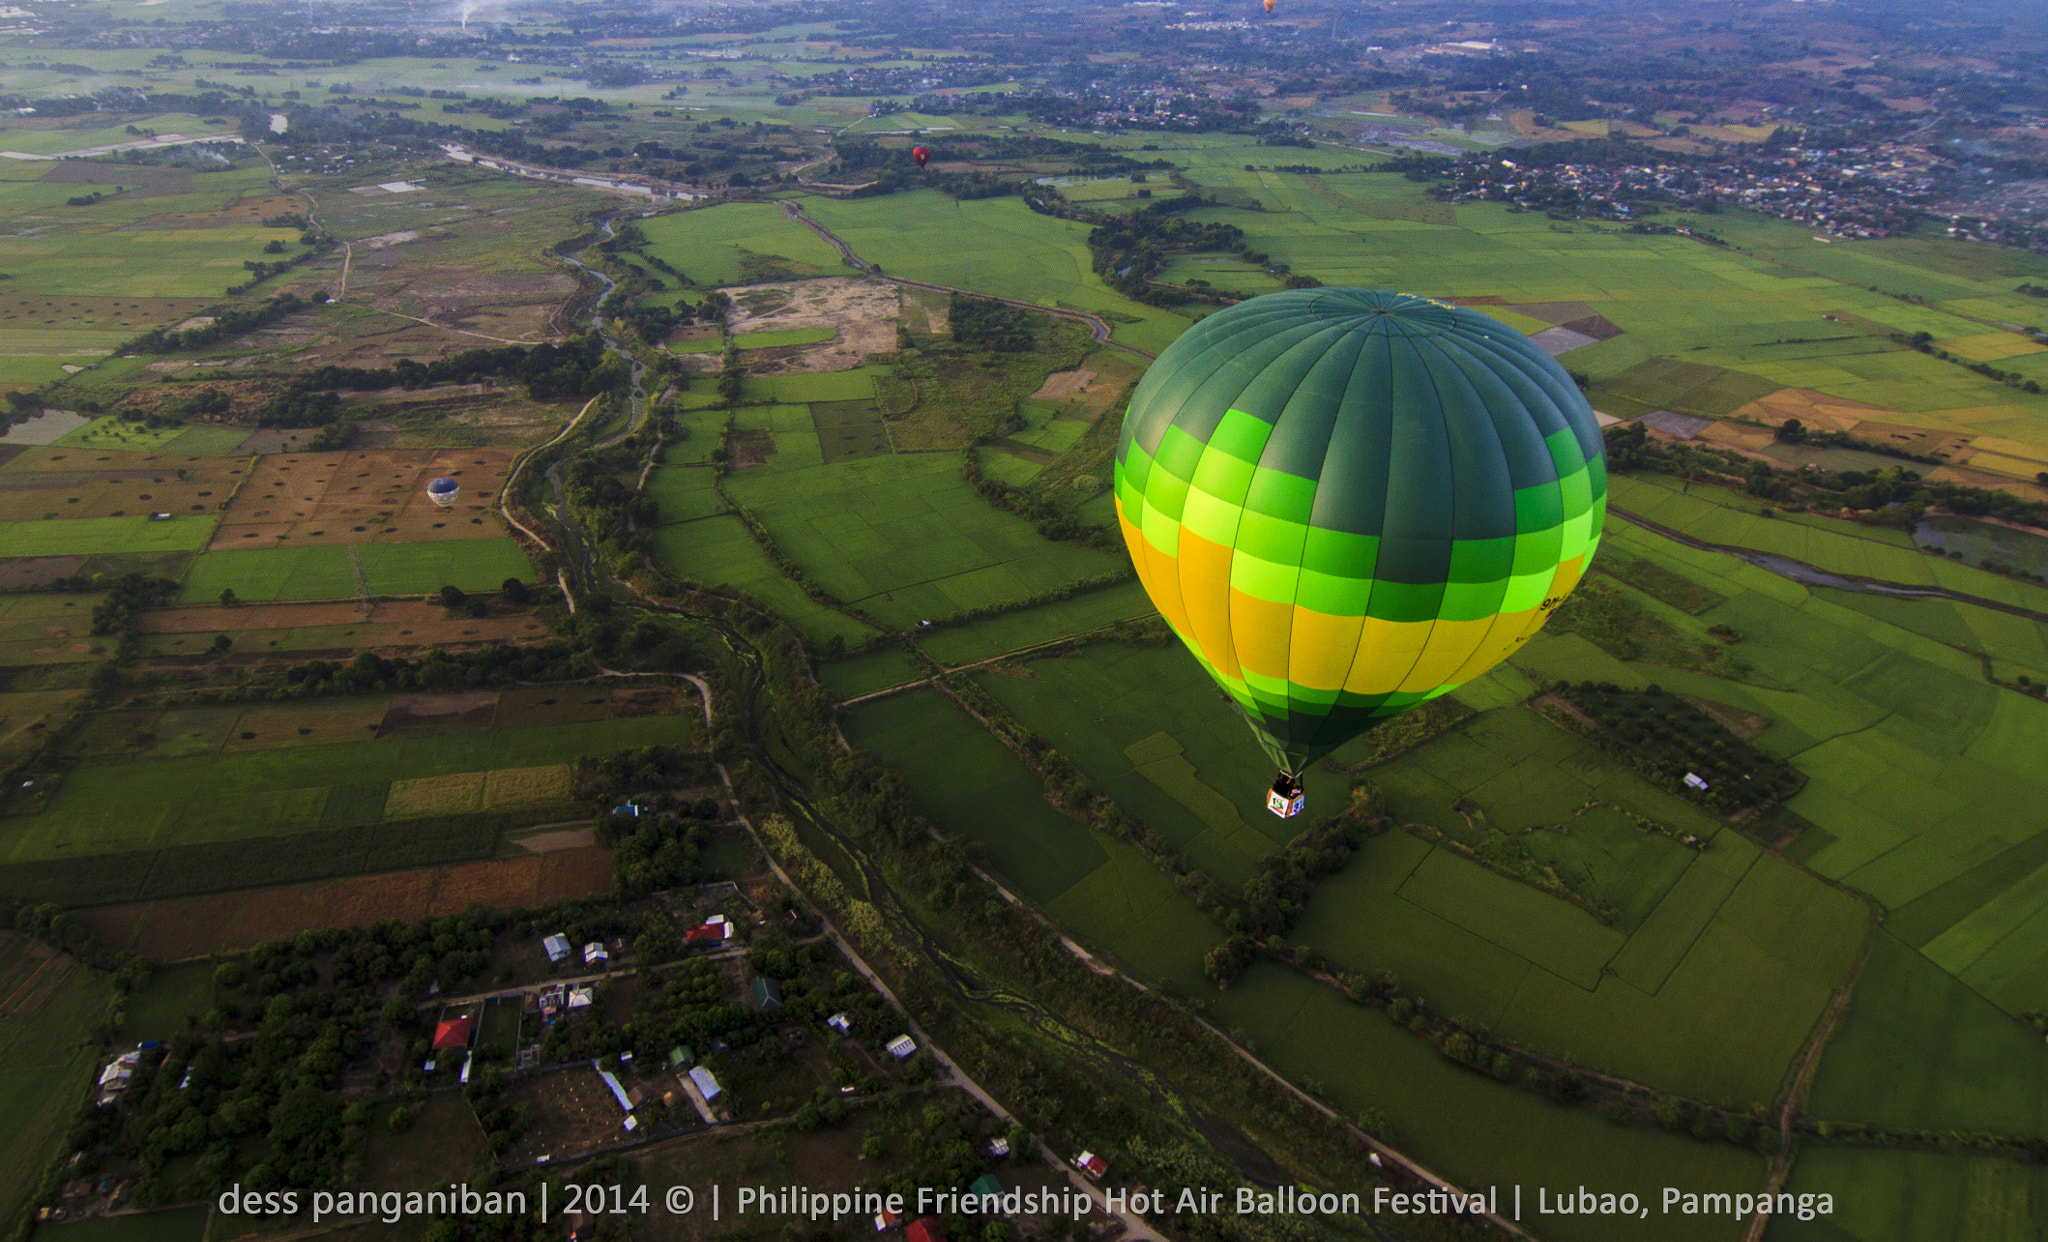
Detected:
left=1266, top=773, right=1306, bottom=820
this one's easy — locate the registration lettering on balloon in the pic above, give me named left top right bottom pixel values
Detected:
left=1112, top=289, right=1608, bottom=817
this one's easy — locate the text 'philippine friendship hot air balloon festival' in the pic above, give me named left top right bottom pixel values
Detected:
left=1113, top=289, right=1607, bottom=817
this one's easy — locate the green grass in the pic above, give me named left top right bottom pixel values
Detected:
left=0, top=961, right=110, bottom=1234
left=735, top=326, right=836, bottom=349
left=820, top=647, right=923, bottom=700
left=118, top=961, right=215, bottom=1039
left=36, top=1208, right=210, bottom=1242
left=1770, top=1149, right=2048, bottom=1242
left=177, top=538, right=535, bottom=602
left=915, top=579, right=1157, bottom=665
left=1804, top=932, right=2048, bottom=1138
left=737, top=367, right=886, bottom=403
left=3, top=715, right=690, bottom=864
left=0, top=514, right=215, bottom=556
left=1208, top=961, right=1770, bottom=1242
left=643, top=465, right=726, bottom=525
left=637, top=202, right=848, bottom=288
left=844, top=687, right=1108, bottom=905
left=724, top=451, right=1119, bottom=628
left=648, top=514, right=874, bottom=646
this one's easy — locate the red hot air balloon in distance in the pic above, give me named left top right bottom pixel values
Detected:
left=1263, top=0, right=1274, bottom=12
left=912, top=145, right=931, bottom=170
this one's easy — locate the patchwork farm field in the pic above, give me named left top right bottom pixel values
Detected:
left=207, top=448, right=515, bottom=549
left=132, top=597, right=549, bottom=656
left=0, top=593, right=107, bottom=664
left=0, top=951, right=111, bottom=1233
left=80, top=847, right=614, bottom=959
left=792, top=191, right=1196, bottom=354
left=0, top=692, right=693, bottom=903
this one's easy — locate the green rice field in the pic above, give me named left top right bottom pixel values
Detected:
left=177, top=538, right=535, bottom=602
left=2, top=713, right=691, bottom=864
left=722, top=450, right=1120, bottom=628
left=0, top=514, right=215, bottom=557
left=637, top=202, right=848, bottom=288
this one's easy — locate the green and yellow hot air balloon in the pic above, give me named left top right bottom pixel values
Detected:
left=1114, top=289, right=1606, bottom=817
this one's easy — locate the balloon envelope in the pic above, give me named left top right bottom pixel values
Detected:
left=1264, top=0, right=1275, bottom=12
left=911, top=145, right=931, bottom=168
left=1113, top=289, right=1607, bottom=773
left=427, top=476, right=459, bottom=509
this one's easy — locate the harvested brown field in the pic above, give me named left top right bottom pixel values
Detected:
left=1026, top=350, right=1142, bottom=420
left=0, top=936, right=75, bottom=1020
left=1726, top=387, right=1902, bottom=434
left=382, top=690, right=498, bottom=734
left=609, top=685, right=684, bottom=718
left=135, top=598, right=547, bottom=650
left=0, top=294, right=214, bottom=334
left=221, top=702, right=391, bottom=752
left=208, top=447, right=515, bottom=549
left=81, top=847, right=614, bottom=958
left=117, top=194, right=305, bottom=231
left=728, top=429, right=774, bottom=469
left=0, top=556, right=83, bottom=589
left=493, top=685, right=612, bottom=728
left=0, top=449, right=251, bottom=522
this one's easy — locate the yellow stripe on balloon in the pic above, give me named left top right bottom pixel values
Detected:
left=1176, top=528, right=1242, bottom=680
left=1397, top=615, right=1496, bottom=694
left=1227, top=587, right=1294, bottom=683
left=1342, top=616, right=1436, bottom=695
left=1285, top=606, right=1366, bottom=694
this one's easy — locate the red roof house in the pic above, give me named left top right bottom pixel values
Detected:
left=431, top=1017, right=472, bottom=1050
left=905, top=1219, right=945, bottom=1242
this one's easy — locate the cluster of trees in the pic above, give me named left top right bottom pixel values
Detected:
left=948, top=293, right=1034, bottom=352
left=120, top=293, right=316, bottom=355
left=1238, top=812, right=1378, bottom=939
left=1557, top=681, right=1804, bottom=811
left=280, top=639, right=593, bottom=697
left=959, top=449, right=1115, bottom=549
left=89, top=574, right=180, bottom=635
left=1895, top=330, right=2043, bottom=394
left=1085, top=198, right=1249, bottom=305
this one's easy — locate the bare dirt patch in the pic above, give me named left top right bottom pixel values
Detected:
left=494, top=685, right=613, bottom=728
left=514, top=826, right=597, bottom=853
left=380, top=690, right=499, bottom=735
left=0, top=555, right=83, bottom=589
left=728, top=429, right=775, bottom=469
left=610, top=685, right=683, bottom=718
left=81, top=847, right=613, bottom=958
left=1030, top=367, right=1095, bottom=402
left=721, top=277, right=899, bottom=373
left=501, top=1068, right=639, bottom=1165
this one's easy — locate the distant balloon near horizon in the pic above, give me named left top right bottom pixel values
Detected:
left=427, top=477, right=459, bottom=510
left=911, top=144, right=932, bottom=169
left=1113, top=289, right=1607, bottom=790
left=1263, top=0, right=1275, bottom=13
